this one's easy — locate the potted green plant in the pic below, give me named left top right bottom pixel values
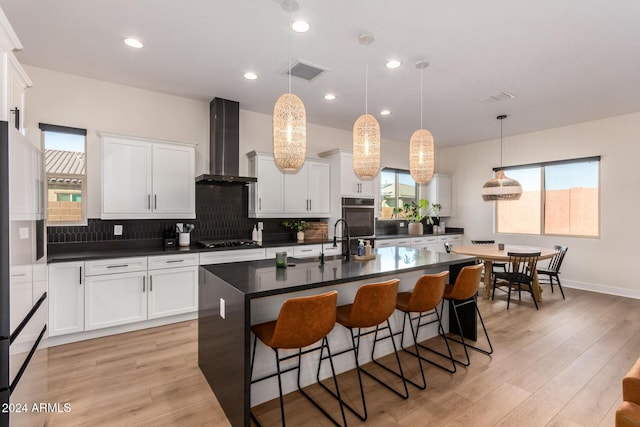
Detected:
left=394, top=199, right=429, bottom=235
left=282, top=220, right=311, bottom=242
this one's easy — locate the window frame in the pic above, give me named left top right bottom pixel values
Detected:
left=40, top=123, right=88, bottom=227
left=494, top=156, right=601, bottom=238
left=379, top=167, right=418, bottom=220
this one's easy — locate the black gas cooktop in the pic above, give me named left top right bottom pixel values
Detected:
left=197, top=239, right=260, bottom=248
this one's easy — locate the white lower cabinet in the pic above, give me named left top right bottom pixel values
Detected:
left=84, top=270, right=147, bottom=331
left=148, top=265, right=198, bottom=319
left=376, top=235, right=463, bottom=253
left=376, top=238, right=411, bottom=248
left=48, top=262, right=85, bottom=337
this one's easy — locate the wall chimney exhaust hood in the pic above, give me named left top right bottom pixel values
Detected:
left=196, top=97, right=257, bottom=185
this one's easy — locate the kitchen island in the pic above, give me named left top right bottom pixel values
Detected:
left=198, top=246, right=476, bottom=427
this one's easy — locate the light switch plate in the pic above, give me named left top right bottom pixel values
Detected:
left=399, top=221, right=405, bottom=228
left=114, top=225, right=123, bottom=236
left=220, top=298, right=226, bottom=319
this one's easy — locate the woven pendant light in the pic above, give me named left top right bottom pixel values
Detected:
left=481, top=115, right=522, bottom=201
left=273, top=3, right=306, bottom=172
left=353, top=33, right=380, bottom=180
left=409, top=60, right=434, bottom=184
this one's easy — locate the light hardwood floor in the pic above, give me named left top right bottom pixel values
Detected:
left=45, top=287, right=640, bottom=426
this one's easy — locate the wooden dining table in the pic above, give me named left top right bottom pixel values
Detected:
left=452, top=244, right=559, bottom=302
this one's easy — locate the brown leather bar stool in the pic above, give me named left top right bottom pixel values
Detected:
left=442, top=264, right=494, bottom=366
left=319, top=279, right=407, bottom=421
left=250, top=291, right=346, bottom=427
left=396, top=271, right=456, bottom=389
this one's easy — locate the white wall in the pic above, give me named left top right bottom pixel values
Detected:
left=23, top=66, right=409, bottom=218
left=438, top=112, right=640, bottom=295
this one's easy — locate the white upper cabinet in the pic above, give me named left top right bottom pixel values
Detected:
left=319, top=149, right=375, bottom=198
left=422, top=173, right=452, bottom=217
left=100, top=133, right=195, bottom=219
left=247, top=152, right=284, bottom=217
left=283, top=160, right=331, bottom=216
left=247, top=151, right=330, bottom=218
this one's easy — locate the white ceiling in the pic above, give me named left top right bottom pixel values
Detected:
left=2, top=0, right=639, bottom=147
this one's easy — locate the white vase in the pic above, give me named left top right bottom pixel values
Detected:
left=296, top=231, right=305, bottom=242
left=408, top=222, right=423, bottom=235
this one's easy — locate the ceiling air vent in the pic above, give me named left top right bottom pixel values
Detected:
left=284, top=60, right=327, bottom=82
left=479, top=91, right=515, bottom=103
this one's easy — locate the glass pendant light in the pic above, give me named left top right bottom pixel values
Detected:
left=353, top=33, right=380, bottom=180
left=409, top=60, right=435, bottom=184
left=273, top=2, right=306, bottom=172
left=481, top=115, right=522, bottom=201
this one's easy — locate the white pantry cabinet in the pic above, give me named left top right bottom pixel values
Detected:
left=101, top=133, right=196, bottom=220
left=48, top=262, right=85, bottom=337
left=147, top=254, right=198, bottom=320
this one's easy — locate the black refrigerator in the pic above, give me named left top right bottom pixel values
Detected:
left=1, top=120, right=48, bottom=427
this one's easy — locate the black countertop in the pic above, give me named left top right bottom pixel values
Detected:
left=200, top=246, right=476, bottom=299
left=46, top=239, right=332, bottom=263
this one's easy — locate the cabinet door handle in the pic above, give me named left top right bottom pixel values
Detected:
left=143, top=276, right=146, bottom=293
left=309, top=199, right=311, bottom=210
left=107, top=264, right=129, bottom=269
left=259, top=198, right=262, bottom=211
left=300, top=249, right=313, bottom=253
left=166, top=259, right=184, bottom=264
left=154, top=195, right=157, bottom=210
left=148, top=194, right=151, bottom=210
left=10, top=107, right=19, bottom=130
left=79, top=266, right=83, bottom=285
left=150, top=276, right=153, bottom=292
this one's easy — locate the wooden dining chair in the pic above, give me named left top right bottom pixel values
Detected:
left=492, top=252, right=541, bottom=310
left=537, top=245, right=568, bottom=299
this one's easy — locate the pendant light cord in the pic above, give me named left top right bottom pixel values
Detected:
left=500, top=117, right=503, bottom=168
left=420, top=69, right=424, bottom=129
left=365, top=44, right=369, bottom=115
left=288, top=10, right=292, bottom=95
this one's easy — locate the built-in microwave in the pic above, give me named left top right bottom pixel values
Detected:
left=341, top=197, right=375, bottom=238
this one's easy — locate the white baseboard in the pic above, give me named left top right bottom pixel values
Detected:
left=45, top=312, right=197, bottom=348
left=563, top=279, right=640, bottom=300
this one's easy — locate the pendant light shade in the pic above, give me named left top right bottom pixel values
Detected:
left=409, top=60, right=434, bottom=184
left=273, top=93, right=306, bottom=171
left=353, top=33, right=380, bottom=180
left=481, top=115, right=522, bottom=201
left=353, top=113, right=380, bottom=180
left=410, top=129, right=434, bottom=183
left=273, top=5, right=306, bottom=172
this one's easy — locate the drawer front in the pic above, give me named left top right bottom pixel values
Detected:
left=378, top=238, right=411, bottom=247
left=148, top=253, right=199, bottom=270
left=265, top=246, right=295, bottom=259
left=438, top=234, right=462, bottom=243
left=199, top=248, right=266, bottom=265
left=293, top=245, right=322, bottom=258
left=84, top=257, right=148, bottom=276
left=410, top=237, right=438, bottom=246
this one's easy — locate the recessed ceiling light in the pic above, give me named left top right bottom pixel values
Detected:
left=385, top=59, right=402, bottom=69
left=243, top=72, right=258, bottom=80
left=380, top=110, right=391, bottom=116
left=291, top=20, right=311, bottom=33
left=324, top=94, right=336, bottom=101
left=124, top=38, right=144, bottom=49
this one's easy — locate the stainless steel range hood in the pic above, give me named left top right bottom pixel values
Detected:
left=196, top=97, right=257, bottom=185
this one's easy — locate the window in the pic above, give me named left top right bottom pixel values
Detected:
left=40, top=123, right=87, bottom=226
left=379, top=168, right=417, bottom=219
left=496, top=157, right=599, bottom=237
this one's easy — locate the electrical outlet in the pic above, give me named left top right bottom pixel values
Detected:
left=399, top=221, right=405, bottom=228
left=220, top=298, right=226, bottom=319
left=114, top=225, right=123, bottom=236
left=258, top=222, right=264, bottom=230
